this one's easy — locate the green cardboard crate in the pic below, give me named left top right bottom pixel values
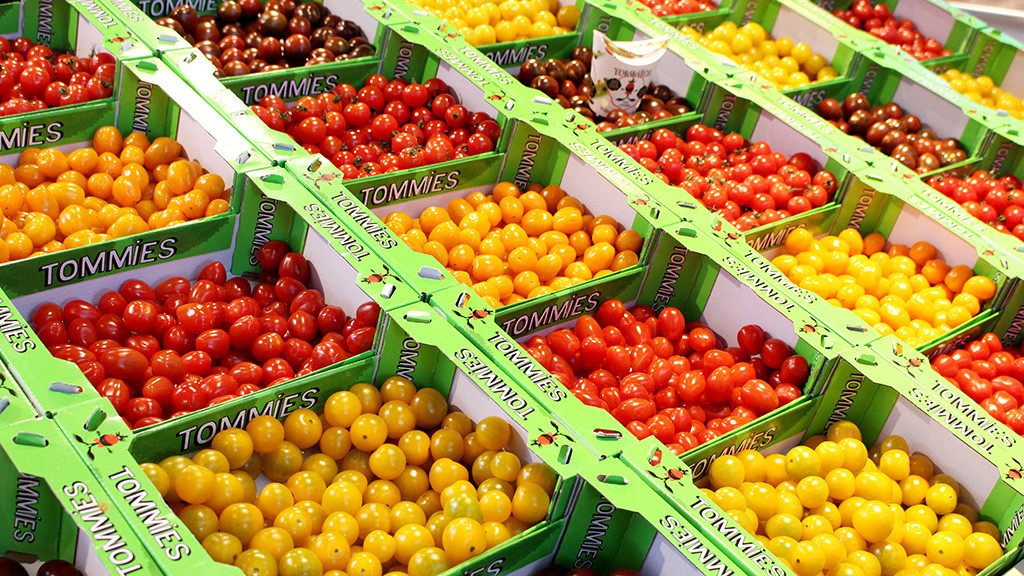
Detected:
left=744, top=157, right=1018, bottom=353
left=811, top=341, right=1024, bottom=563
left=0, top=56, right=278, bottom=301
left=660, top=0, right=864, bottom=104
left=0, top=417, right=175, bottom=575
left=633, top=344, right=1024, bottom=575
left=0, top=168, right=421, bottom=419
left=296, top=119, right=677, bottom=335
left=796, top=0, right=980, bottom=70
left=162, top=19, right=532, bottom=197
left=783, top=46, right=998, bottom=172
left=0, top=0, right=162, bottom=145
left=67, top=301, right=607, bottom=576
left=381, top=0, right=584, bottom=71
left=427, top=215, right=850, bottom=472
left=101, top=0, right=401, bottom=106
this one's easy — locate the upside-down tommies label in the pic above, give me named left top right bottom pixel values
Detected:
left=589, top=31, right=668, bottom=117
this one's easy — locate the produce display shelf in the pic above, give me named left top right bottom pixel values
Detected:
left=5, top=0, right=1024, bottom=574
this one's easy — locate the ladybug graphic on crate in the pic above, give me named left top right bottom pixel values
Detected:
left=1007, top=458, right=1024, bottom=481
left=891, top=342, right=926, bottom=378
left=532, top=421, right=574, bottom=448
left=452, top=307, right=492, bottom=329
left=644, top=447, right=688, bottom=493
left=74, top=432, right=127, bottom=461
left=711, top=219, right=742, bottom=244
left=0, top=371, right=17, bottom=398
left=452, top=292, right=493, bottom=328
left=362, top=265, right=399, bottom=285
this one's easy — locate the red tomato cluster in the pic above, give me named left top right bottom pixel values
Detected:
left=931, top=333, right=1024, bottom=434
left=634, top=0, right=716, bottom=18
left=523, top=300, right=808, bottom=455
left=31, top=241, right=380, bottom=428
left=0, top=37, right=115, bottom=116
left=618, top=126, right=838, bottom=231
left=927, top=170, right=1024, bottom=241
left=832, top=0, right=952, bottom=61
left=249, top=74, right=501, bottom=181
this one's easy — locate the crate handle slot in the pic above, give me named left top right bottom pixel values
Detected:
left=86, top=408, right=107, bottom=432
left=403, top=311, right=432, bottom=324
left=13, top=432, right=48, bottom=447
left=855, top=354, right=877, bottom=366
left=49, top=382, right=82, bottom=394
left=596, top=474, right=627, bottom=485
left=0, top=397, right=9, bottom=418
left=594, top=428, right=622, bottom=440
left=418, top=266, right=444, bottom=281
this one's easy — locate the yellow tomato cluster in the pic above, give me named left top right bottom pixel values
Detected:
left=704, top=420, right=1004, bottom=576
left=385, top=182, right=642, bottom=309
left=941, top=69, right=1024, bottom=121
left=682, top=22, right=839, bottom=90
left=144, top=378, right=558, bottom=576
left=406, top=0, right=579, bottom=46
left=0, top=126, right=229, bottom=264
left=774, top=228, right=996, bottom=347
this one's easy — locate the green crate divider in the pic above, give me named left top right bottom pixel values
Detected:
left=0, top=362, right=36, bottom=430
left=0, top=57, right=275, bottom=297
left=427, top=220, right=852, bottom=468
left=282, top=112, right=679, bottom=319
left=0, top=426, right=79, bottom=565
left=1, top=418, right=173, bottom=574
left=590, top=458, right=800, bottom=576
left=0, top=168, right=428, bottom=418
left=576, top=458, right=790, bottom=576
left=0, top=367, right=70, bottom=568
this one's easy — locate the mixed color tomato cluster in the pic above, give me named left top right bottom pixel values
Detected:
left=31, top=241, right=379, bottom=428
left=776, top=228, right=996, bottom=347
